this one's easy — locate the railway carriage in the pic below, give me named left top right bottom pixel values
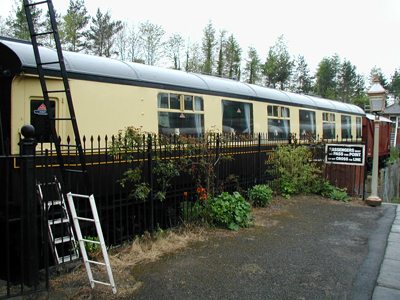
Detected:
left=0, top=36, right=368, bottom=157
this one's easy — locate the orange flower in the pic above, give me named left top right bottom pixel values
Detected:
left=202, top=193, right=207, bottom=200
left=184, top=191, right=188, bottom=197
left=197, top=187, right=201, bottom=194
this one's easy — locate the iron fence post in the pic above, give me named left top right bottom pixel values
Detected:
left=19, top=124, right=38, bottom=287
left=147, top=134, right=154, bottom=234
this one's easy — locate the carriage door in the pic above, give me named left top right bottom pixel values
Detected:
left=30, top=99, right=56, bottom=143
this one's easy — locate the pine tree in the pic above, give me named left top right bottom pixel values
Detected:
left=6, top=0, right=44, bottom=41
left=225, top=34, right=242, bottom=79
left=201, top=20, right=217, bottom=74
left=245, top=46, right=262, bottom=84
left=291, top=55, right=313, bottom=93
left=86, top=8, right=122, bottom=57
left=63, top=0, right=90, bottom=52
left=263, top=35, right=293, bottom=90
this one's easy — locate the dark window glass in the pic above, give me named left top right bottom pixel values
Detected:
left=170, top=94, right=180, bottom=110
left=158, top=112, right=204, bottom=136
left=194, top=97, right=203, bottom=111
left=299, top=110, right=316, bottom=139
left=158, top=93, right=169, bottom=108
left=323, top=123, right=336, bottom=140
left=341, top=115, right=352, bottom=139
left=268, top=119, right=290, bottom=140
left=184, top=95, right=193, bottom=110
left=222, top=100, right=253, bottom=134
left=356, top=117, right=362, bottom=138
left=30, top=100, right=56, bottom=142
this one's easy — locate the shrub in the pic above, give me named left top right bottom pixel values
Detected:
left=248, top=185, right=273, bottom=207
left=206, top=192, right=253, bottom=231
left=312, top=179, right=351, bottom=202
left=270, top=144, right=322, bottom=198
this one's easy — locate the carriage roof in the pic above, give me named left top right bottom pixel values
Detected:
left=0, top=36, right=365, bottom=116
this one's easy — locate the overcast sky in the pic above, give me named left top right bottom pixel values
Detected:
left=1, top=0, right=400, bottom=84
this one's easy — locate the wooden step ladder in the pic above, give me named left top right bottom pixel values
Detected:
left=24, top=0, right=116, bottom=294
left=37, top=177, right=79, bottom=264
left=67, top=193, right=117, bottom=294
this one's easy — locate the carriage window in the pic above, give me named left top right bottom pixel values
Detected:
left=356, top=117, right=362, bottom=138
left=222, top=100, right=253, bottom=134
left=341, top=115, right=352, bottom=139
left=267, top=105, right=290, bottom=140
left=30, top=100, right=56, bottom=142
left=322, top=112, right=336, bottom=139
left=158, top=93, right=204, bottom=136
left=299, top=110, right=316, bottom=139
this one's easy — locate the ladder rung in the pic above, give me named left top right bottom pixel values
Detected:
left=46, top=200, right=62, bottom=206
left=39, top=61, right=60, bottom=66
left=91, top=279, right=111, bottom=287
left=53, top=117, right=73, bottom=121
left=45, top=90, right=66, bottom=94
left=81, top=238, right=100, bottom=244
left=65, top=169, right=85, bottom=173
left=49, top=218, right=69, bottom=225
left=88, top=259, right=106, bottom=266
left=59, top=254, right=78, bottom=263
left=32, top=30, right=55, bottom=37
left=76, top=216, right=95, bottom=222
left=25, top=1, right=48, bottom=7
left=54, top=236, right=73, bottom=244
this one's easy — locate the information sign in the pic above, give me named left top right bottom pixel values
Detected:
left=325, top=144, right=365, bottom=166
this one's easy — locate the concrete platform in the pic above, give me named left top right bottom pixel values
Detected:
left=373, top=205, right=400, bottom=299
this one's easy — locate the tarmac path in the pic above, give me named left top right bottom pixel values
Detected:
left=129, top=196, right=392, bottom=300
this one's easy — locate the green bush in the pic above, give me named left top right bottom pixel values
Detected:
left=311, top=179, right=351, bottom=202
left=248, top=185, right=273, bottom=207
left=207, top=192, right=253, bottom=231
left=271, top=144, right=322, bottom=198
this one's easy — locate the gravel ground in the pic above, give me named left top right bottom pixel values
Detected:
left=129, top=196, right=390, bottom=300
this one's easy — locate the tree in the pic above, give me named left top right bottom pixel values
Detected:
left=201, top=20, right=217, bottom=74
left=244, top=46, right=262, bottom=84
left=263, top=35, right=293, bottom=90
left=389, top=69, right=400, bottom=101
left=126, top=22, right=143, bottom=63
left=224, top=34, right=242, bottom=79
left=85, top=8, right=122, bottom=57
left=139, top=20, right=165, bottom=66
left=43, top=7, right=63, bottom=48
left=351, top=74, right=368, bottom=108
left=216, top=29, right=227, bottom=76
left=0, top=16, right=11, bottom=37
left=291, top=55, right=313, bottom=93
left=184, top=39, right=202, bottom=73
left=314, top=56, right=338, bottom=99
left=115, top=21, right=129, bottom=61
left=6, top=0, right=44, bottom=41
left=337, top=59, right=358, bottom=103
left=369, top=66, right=388, bottom=89
left=165, top=33, right=185, bottom=70
left=62, top=0, right=90, bottom=52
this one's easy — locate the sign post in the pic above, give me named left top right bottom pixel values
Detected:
left=325, top=144, right=365, bottom=166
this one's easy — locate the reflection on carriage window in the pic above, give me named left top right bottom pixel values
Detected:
left=323, top=112, right=336, bottom=139
left=222, top=100, right=253, bottom=134
left=157, top=93, right=204, bottom=136
left=299, top=110, right=316, bottom=140
left=267, top=105, right=290, bottom=140
left=341, top=115, right=352, bottom=139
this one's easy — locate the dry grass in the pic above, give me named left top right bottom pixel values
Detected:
left=42, top=225, right=209, bottom=299
left=36, top=194, right=366, bottom=299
